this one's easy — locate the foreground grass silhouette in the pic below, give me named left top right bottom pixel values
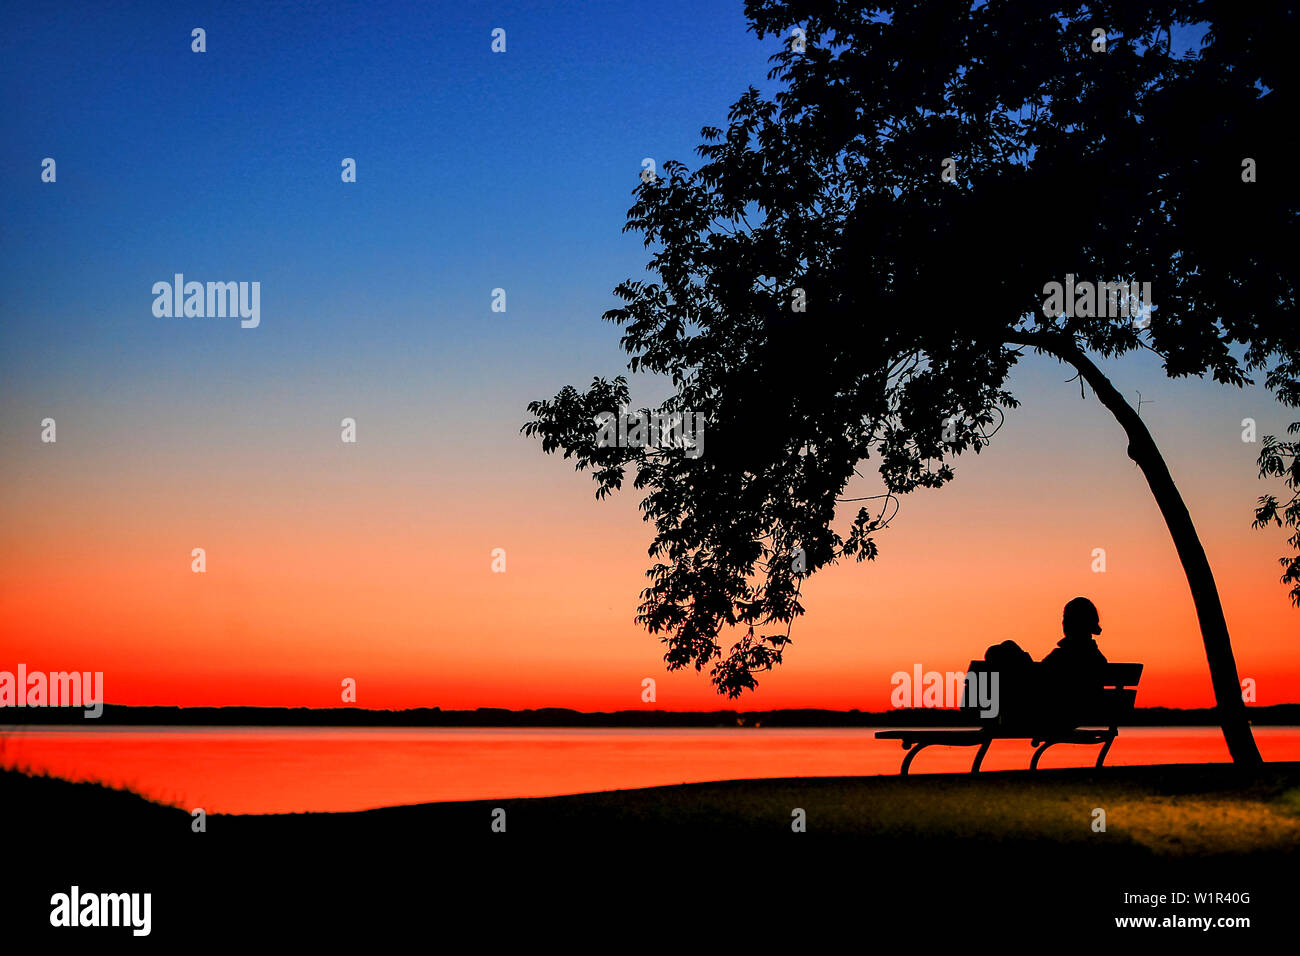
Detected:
left=6, top=762, right=1299, bottom=853
left=5, top=763, right=1296, bottom=939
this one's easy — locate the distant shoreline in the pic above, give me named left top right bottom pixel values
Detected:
left=2, top=702, right=1298, bottom=728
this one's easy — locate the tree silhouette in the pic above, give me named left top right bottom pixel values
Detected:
left=1255, top=430, right=1300, bottom=606
left=525, top=2, right=1296, bottom=765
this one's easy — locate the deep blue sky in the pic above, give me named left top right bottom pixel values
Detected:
left=2, top=1, right=1287, bottom=457
left=1, top=0, right=778, bottom=400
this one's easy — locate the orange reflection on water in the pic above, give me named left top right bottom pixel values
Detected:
left=2, top=726, right=1298, bottom=815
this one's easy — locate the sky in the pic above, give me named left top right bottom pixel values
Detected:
left=1, top=0, right=1296, bottom=713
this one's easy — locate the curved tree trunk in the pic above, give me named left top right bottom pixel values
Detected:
left=1012, top=334, right=1262, bottom=766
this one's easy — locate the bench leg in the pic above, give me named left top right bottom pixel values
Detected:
left=1095, top=734, right=1116, bottom=768
left=970, top=738, right=992, bottom=773
left=900, top=742, right=928, bottom=776
left=1030, top=741, right=1054, bottom=770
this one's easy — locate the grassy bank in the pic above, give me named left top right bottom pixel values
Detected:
left=5, top=763, right=1295, bottom=940
left=5, top=762, right=1299, bottom=855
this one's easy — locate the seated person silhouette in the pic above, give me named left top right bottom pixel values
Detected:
left=979, top=597, right=1108, bottom=731
left=1041, top=597, right=1108, bottom=730
left=1043, top=597, right=1108, bottom=670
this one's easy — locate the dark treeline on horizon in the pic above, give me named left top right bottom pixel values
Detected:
left=3, top=703, right=1298, bottom=728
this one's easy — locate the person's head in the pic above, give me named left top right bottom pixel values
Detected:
left=1063, top=597, right=1102, bottom=640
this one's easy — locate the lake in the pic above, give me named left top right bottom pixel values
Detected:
left=3, top=725, right=1298, bottom=814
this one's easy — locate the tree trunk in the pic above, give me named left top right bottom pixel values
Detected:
left=1012, top=334, right=1262, bottom=766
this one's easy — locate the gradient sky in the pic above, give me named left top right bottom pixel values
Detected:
left=2, top=1, right=1296, bottom=712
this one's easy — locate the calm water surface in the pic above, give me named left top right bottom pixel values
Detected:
left=3, top=725, right=1297, bottom=814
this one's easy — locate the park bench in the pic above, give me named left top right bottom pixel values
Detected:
left=875, top=661, right=1142, bottom=775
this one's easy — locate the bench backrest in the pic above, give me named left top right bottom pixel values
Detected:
left=960, top=661, right=1142, bottom=729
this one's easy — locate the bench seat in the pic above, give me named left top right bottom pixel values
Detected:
left=875, top=662, right=1142, bottom=774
